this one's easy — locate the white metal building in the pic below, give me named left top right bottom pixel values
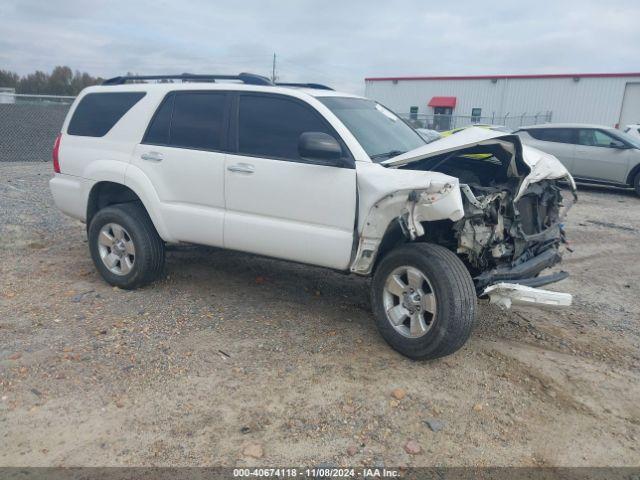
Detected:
left=364, top=73, right=640, bottom=129
left=0, top=87, right=16, bottom=104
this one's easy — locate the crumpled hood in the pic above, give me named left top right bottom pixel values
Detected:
left=382, top=127, right=576, bottom=201
left=518, top=143, right=577, bottom=200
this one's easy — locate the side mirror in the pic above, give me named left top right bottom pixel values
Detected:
left=610, top=140, right=628, bottom=149
left=298, top=132, right=343, bottom=165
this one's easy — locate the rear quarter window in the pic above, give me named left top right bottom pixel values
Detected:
left=67, top=92, right=146, bottom=137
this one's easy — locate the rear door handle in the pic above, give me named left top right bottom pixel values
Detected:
left=227, top=163, right=255, bottom=174
left=141, top=152, right=163, bottom=162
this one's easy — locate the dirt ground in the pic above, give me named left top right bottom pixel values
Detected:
left=1, top=162, right=639, bottom=468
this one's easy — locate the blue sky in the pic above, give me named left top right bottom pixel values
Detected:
left=1, top=0, right=639, bottom=94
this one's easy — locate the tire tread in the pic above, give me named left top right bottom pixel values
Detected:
left=88, top=202, right=165, bottom=290
left=371, top=242, right=477, bottom=360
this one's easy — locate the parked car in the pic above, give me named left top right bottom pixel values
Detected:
left=441, top=124, right=512, bottom=137
left=49, top=73, right=575, bottom=360
left=623, top=124, right=640, bottom=139
left=438, top=125, right=512, bottom=160
left=415, top=128, right=441, bottom=143
left=515, top=123, right=640, bottom=195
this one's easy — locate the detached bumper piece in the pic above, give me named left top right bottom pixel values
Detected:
left=482, top=283, right=572, bottom=309
left=474, top=248, right=562, bottom=292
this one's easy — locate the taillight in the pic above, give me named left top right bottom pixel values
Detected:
left=52, top=134, right=61, bottom=173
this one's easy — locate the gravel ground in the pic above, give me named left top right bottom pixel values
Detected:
left=1, top=162, right=639, bottom=467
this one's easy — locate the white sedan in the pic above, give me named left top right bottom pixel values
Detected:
left=624, top=124, right=640, bottom=139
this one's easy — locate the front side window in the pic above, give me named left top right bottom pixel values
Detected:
left=577, top=129, right=616, bottom=148
left=143, top=91, right=227, bottom=150
left=238, top=94, right=337, bottom=161
left=527, top=128, right=574, bottom=144
left=68, top=92, right=145, bottom=137
left=318, top=97, right=425, bottom=161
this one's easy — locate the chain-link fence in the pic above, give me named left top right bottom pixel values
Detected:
left=400, top=112, right=553, bottom=132
left=0, top=93, right=74, bottom=162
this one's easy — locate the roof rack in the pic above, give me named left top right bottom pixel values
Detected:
left=275, top=82, right=334, bottom=91
left=102, top=72, right=273, bottom=86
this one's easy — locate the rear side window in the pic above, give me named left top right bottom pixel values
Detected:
left=526, top=128, right=574, bottom=144
left=143, top=91, right=227, bottom=151
left=68, top=92, right=145, bottom=137
left=238, top=94, right=336, bottom=161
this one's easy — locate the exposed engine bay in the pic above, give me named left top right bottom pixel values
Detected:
left=397, top=141, right=574, bottom=292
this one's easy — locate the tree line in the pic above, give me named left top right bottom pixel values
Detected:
left=0, top=66, right=104, bottom=96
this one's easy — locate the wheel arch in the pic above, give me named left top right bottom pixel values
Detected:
left=370, top=218, right=459, bottom=275
left=86, top=178, right=173, bottom=242
left=626, top=162, right=640, bottom=186
left=370, top=219, right=407, bottom=274
left=87, top=181, right=139, bottom=225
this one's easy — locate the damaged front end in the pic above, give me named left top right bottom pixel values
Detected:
left=455, top=178, right=571, bottom=293
left=377, top=128, right=577, bottom=307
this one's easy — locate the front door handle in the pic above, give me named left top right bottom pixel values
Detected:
left=141, top=152, right=163, bottom=162
left=227, top=163, right=255, bottom=174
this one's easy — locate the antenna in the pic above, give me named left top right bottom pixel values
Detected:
left=271, top=53, right=277, bottom=83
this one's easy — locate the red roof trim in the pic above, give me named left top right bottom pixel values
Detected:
left=428, top=96, right=457, bottom=108
left=365, top=72, right=640, bottom=82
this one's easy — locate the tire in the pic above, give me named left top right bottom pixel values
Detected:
left=371, top=243, right=477, bottom=360
left=633, top=171, right=640, bottom=196
left=88, top=202, right=165, bottom=290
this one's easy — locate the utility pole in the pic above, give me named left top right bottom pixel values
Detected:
left=271, top=53, right=277, bottom=83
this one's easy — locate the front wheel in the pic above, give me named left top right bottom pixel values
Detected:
left=371, top=243, right=477, bottom=360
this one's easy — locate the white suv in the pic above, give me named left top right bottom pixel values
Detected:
left=50, top=73, right=576, bottom=360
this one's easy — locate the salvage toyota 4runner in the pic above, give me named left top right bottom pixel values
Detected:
left=50, top=73, right=576, bottom=360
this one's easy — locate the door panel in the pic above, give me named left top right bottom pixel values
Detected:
left=573, top=129, right=631, bottom=183
left=224, top=154, right=356, bottom=269
left=132, top=144, right=226, bottom=245
left=129, top=90, right=229, bottom=246
left=224, top=92, right=357, bottom=270
left=573, top=146, right=630, bottom=183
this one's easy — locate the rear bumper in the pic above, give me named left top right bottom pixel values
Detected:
left=49, top=174, right=92, bottom=221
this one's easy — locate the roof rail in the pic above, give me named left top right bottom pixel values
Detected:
left=275, top=82, right=334, bottom=91
left=102, top=72, right=273, bottom=86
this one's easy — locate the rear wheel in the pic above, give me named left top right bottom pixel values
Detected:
left=371, top=243, right=477, bottom=360
left=88, top=203, right=165, bottom=289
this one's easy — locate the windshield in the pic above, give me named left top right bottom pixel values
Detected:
left=612, top=129, right=640, bottom=149
left=319, top=97, right=425, bottom=161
